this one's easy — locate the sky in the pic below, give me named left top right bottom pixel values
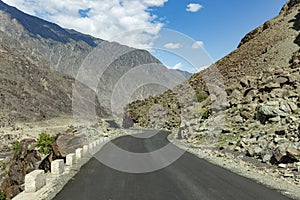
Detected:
left=3, top=0, right=288, bottom=72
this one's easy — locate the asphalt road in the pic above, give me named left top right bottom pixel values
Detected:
left=54, top=130, right=290, bottom=200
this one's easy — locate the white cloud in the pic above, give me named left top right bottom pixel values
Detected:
left=192, top=41, right=204, bottom=49
left=2, top=0, right=168, bottom=49
left=186, top=3, right=203, bottom=12
left=164, top=43, right=181, bottom=49
left=172, top=62, right=182, bottom=69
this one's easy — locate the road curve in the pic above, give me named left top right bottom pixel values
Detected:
left=54, top=130, right=290, bottom=200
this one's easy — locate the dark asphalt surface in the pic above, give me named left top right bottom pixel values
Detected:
left=54, top=131, right=291, bottom=200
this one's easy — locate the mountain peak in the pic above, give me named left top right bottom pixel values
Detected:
left=0, top=0, right=100, bottom=46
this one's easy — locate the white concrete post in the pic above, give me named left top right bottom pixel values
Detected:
left=51, top=159, right=65, bottom=175
left=25, top=170, right=46, bottom=193
left=83, top=145, right=89, bottom=155
left=89, top=143, right=93, bottom=150
left=75, top=148, right=83, bottom=162
left=66, top=153, right=76, bottom=166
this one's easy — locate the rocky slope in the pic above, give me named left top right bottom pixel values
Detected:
left=0, top=34, right=106, bottom=126
left=128, top=0, right=300, bottom=128
left=127, top=0, right=300, bottom=185
left=0, top=0, right=191, bottom=113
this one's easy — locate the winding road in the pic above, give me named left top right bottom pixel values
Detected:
left=54, top=130, right=290, bottom=200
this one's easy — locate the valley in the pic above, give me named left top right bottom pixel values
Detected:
left=0, top=0, right=299, bottom=199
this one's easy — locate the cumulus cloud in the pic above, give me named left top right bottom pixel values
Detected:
left=2, top=0, right=168, bottom=48
left=164, top=43, right=181, bottom=49
left=186, top=3, right=203, bottom=12
left=192, top=41, right=204, bottom=49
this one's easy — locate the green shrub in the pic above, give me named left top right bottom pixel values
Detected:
left=196, top=92, right=208, bottom=103
left=35, top=133, right=54, bottom=154
left=12, top=141, right=20, bottom=152
left=0, top=161, right=6, bottom=170
left=200, top=109, right=210, bottom=119
left=0, top=190, right=6, bottom=200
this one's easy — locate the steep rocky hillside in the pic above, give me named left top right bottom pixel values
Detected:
left=128, top=0, right=300, bottom=128
left=0, top=0, right=191, bottom=112
left=127, top=0, right=300, bottom=182
left=0, top=33, right=106, bottom=127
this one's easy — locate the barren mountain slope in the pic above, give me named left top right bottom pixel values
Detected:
left=0, top=34, right=106, bottom=127
left=0, top=0, right=191, bottom=111
left=127, top=0, right=300, bottom=128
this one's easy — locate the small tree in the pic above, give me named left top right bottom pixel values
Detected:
left=35, top=133, right=54, bottom=154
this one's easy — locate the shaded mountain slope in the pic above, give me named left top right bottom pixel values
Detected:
left=0, top=33, right=106, bottom=127
left=0, top=0, right=191, bottom=112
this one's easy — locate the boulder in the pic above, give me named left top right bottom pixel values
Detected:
left=240, top=76, right=257, bottom=88
left=54, top=134, right=83, bottom=157
left=271, top=89, right=286, bottom=98
left=272, top=144, right=288, bottom=163
left=1, top=139, right=41, bottom=199
left=269, top=116, right=281, bottom=122
left=246, top=148, right=255, bottom=157
left=287, top=145, right=300, bottom=160
left=262, top=154, right=272, bottom=163
left=275, top=128, right=286, bottom=136
left=288, top=101, right=298, bottom=112
left=264, top=82, right=281, bottom=90
left=288, top=73, right=300, bottom=83
left=230, top=89, right=243, bottom=101
left=256, top=102, right=289, bottom=123
left=240, top=111, right=252, bottom=120
left=254, top=147, right=263, bottom=155
left=279, top=100, right=291, bottom=113
left=278, top=163, right=287, bottom=168
left=274, top=77, right=288, bottom=85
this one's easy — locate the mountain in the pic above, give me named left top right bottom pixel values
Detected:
left=126, top=0, right=300, bottom=181
left=0, top=0, right=191, bottom=114
left=0, top=32, right=107, bottom=127
left=127, top=0, right=300, bottom=128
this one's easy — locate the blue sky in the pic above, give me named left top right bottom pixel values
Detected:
left=4, top=0, right=288, bottom=72
left=149, top=0, right=287, bottom=70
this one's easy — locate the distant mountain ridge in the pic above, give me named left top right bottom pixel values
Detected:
left=0, top=0, right=191, bottom=114
left=0, top=0, right=100, bottom=46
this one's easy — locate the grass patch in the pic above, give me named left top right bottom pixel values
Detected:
left=217, top=133, right=240, bottom=148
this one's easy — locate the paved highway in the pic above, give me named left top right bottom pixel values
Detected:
left=54, top=130, right=290, bottom=200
